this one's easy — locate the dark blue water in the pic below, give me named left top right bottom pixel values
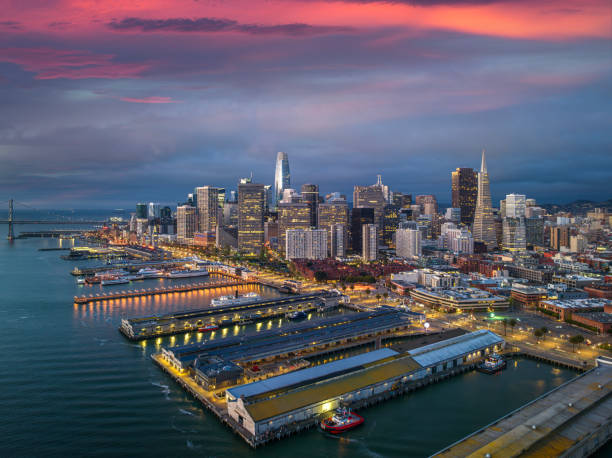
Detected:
left=0, top=222, right=579, bottom=457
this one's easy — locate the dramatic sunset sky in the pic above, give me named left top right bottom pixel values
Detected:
left=1, top=0, right=610, bottom=208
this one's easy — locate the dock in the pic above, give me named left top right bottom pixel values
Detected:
left=433, top=356, right=612, bottom=457
left=74, top=279, right=251, bottom=304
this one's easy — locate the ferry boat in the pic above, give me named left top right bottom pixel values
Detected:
left=287, top=310, right=307, bottom=321
left=211, top=292, right=260, bottom=307
left=477, top=353, right=506, bottom=374
left=167, top=268, right=210, bottom=279
left=320, top=407, right=364, bottom=434
left=76, top=278, right=86, bottom=285
left=101, top=277, right=129, bottom=286
left=198, top=323, right=219, bottom=332
left=137, top=268, right=165, bottom=278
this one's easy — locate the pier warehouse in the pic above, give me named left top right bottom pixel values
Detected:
left=410, top=287, right=508, bottom=312
left=226, top=330, right=504, bottom=441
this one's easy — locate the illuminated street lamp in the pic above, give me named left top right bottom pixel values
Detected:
left=424, top=322, right=430, bottom=333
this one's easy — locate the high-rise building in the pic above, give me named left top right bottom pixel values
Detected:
left=375, top=174, right=391, bottom=203
left=274, top=152, right=290, bottom=209
left=280, top=188, right=301, bottom=203
left=278, top=202, right=310, bottom=253
left=392, top=192, right=412, bottom=209
left=223, top=201, right=238, bottom=227
left=445, top=207, right=461, bottom=223
left=147, top=202, right=160, bottom=220
left=177, top=205, right=197, bottom=243
left=415, top=195, right=438, bottom=216
left=451, top=167, right=477, bottom=225
left=330, top=224, right=347, bottom=258
left=238, top=183, right=266, bottom=254
left=301, top=183, right=319, bottom=228
left=570, top=234, right=587, bottom=253
left=196, top=186, right=222, bottom=232
left=136, top=203, right=148, bottom=219
left=550, top=226, right=570, bottom=251
left=353, top=180, right=386, bottom=234
left=362, top=224, right=378, bottom=261
left=350, top=207, right=374, bottom=253
left=525, top=217, right=544, bottom=247
left=472, top=150, right=497, bottom=250
left=396, top=228, right=421, bottom=258
left=382, top=204, right=399, bottom=247
left=505, top=194, right=526, bottom=218
left=502, top=217, right=526, bottom=252
left=318, top=201, right=349, bottom=255
left=285, top=228, right=327, bottom=260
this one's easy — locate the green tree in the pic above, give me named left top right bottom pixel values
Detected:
left=540, top=327, right=548, bottom=340
left=314, top=271, right=328, bottom=283
left=383, top=292, right=389, bottom=301
left=509, top=318, right=517, bottom=335
left=534, top=328, right=544, bottom=342
left=569, top=335, right=584, bottom=352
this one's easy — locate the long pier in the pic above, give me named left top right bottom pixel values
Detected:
left=74, top=279, right=251, bottom=304
left=433, top=357, right=612, bottom=457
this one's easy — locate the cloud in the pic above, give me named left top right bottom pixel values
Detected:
left=108, top=17, right=352, bottom=36
left=119, top=96, right=178, bottom=103
left=0, top=47, right=150, bottom=79
left=0, top=21, right=22, bottom=30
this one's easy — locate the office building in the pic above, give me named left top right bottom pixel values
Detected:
left=301, top=183, right=319, bottom=228
left=472, top=150, right=497, bottom=250
left=382, top=204, right=399, bottom=247
left=445, top=207, right=461, bottom=223
left=318, top=201, right=349, bottom=255
left=330, top=224, right=347, bottom=258
left=451, top=167, right=477, bottom=225
left=570, top=234, right=588, bottom=253
left=396, top=228, right=421, bottom=259
left=550, top=226, right=570, bottom=251
left=274, top=152, right=290, bottom=209
left=238, top=182, right=266, bottom=254
left=278, top=202, right=310, bottom=253
left=525, top=217, right=544, bottom=246
left=136, top=203, right=148, bottom=219
left=196, top=186, right=222, bottom=232
left=415, top=195, right=438, bottom=216
left=354, top=179, right=387, bottom=233
left=502, top=217, right=527, bottom=252
left=147, top=202, right=160, bottom=220
left=362, top=224, right=378, bottom=261
left=223, top=201, right=238, bottom=227
left=392, top=192, right=412, bottom=209
left=177, top=205, right=197, bottom=243
left=350, top=207, right=374, bottom=253
left=505, top=194, right=526, bottom=218
left=285, top=228, right=327, bottom=260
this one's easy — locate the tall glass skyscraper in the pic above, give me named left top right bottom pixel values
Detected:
left=274, top=152, right=290, bottom=209
left=472, top=150, right=497, bottom=250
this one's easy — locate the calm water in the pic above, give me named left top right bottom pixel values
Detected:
left=1, top=224, right=580, bottom=457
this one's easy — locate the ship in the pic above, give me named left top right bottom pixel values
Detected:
left=287, top=310, right=307, bottom=321
left=198, top=323, right=219, bottom=332
left=101, top=277, right=129, bottom=286
left=477, top=353, right=506, bottom=374
left=320, top=407, right=364, bottom=434
left=76, top=278, right=86, bottom=285
left=211, top=292, right=260, bottom=307
left=137, top=268, right=165, bottom=278
left=167, top=268, right=210, bottom=278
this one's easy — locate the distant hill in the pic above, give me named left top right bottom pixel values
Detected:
left=539, top=199, right=612, bottom=215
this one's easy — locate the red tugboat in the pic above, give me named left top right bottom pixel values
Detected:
left=320, top=407, right=364, bottom=434
left=197, top=323, right=219, bottom=332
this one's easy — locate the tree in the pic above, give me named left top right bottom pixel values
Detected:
left=314, top=271, right=328, bottom=283
left=534, top=329, right=544, bottom=342
left=383, top=292, right=389, bottom=301
left=502, top=318, right=508, bottom=336
left=364, top=289, right=371, bottom=299
left=569, top=335, right=584, bottom=352
left=376, top=294, right=381, bottom=303
left=540, top=327, right=548, bottom=341
left=509, top=318, right=517, bottom=335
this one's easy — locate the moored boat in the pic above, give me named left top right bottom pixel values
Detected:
left=198, top=323, right=219, bottom=332
left=477, top=353, right=506, bottom=374
left=287, top=310, right=307, bottom=320
left=320, top=407, right=364, bottom=434
left=101, top=277, right=130, bottom=286
left=211, top=292, right=261, bottom=307
left=167, top=268, right=209, bottom=278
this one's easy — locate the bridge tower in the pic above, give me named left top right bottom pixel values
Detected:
left=7, top=199, right=14, bottom=241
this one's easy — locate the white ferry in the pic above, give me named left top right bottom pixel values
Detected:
left=137, top=268, right=165, bottom=278
left=211, top=292, right=260, bottom=307
left=167, top=268, right=210, bottom=279
left=101, top=277, right=129, bottom=286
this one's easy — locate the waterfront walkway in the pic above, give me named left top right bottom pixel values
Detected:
left=73, top=279, right=251, bottom=304
left=434, top=362, right=612, bottom=457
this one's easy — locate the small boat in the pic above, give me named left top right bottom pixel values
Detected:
left=76, top=278, right=86, bottom=285
left=320, top=407, right=364, bottom=434
left=198, top=323, right=219, bottom=332
left=287, top=310, right=307, bottom=320
left=477, top=353, right=506, bottom=374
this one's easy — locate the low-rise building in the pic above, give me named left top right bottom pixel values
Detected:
left=539, top=298, right=609, bottom=321
left=410, top=287, right=509, bottom=312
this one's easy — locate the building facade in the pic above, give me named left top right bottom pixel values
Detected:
left=196, top=186, right=222, bottom=232
left=451, top=167, right=477, bottom=225
left=396, top=228, right=421, bottom=259
left=362, top=224, right=378, bottom=261
left=472, top=150, right=497, bottom=250
left=274, top=152, right=290, bottom=209
left=278, top=202, right=310, bottom=253
left=238, top=183, right=266, bottom=254
left=177, top=205, right=197, bottom=243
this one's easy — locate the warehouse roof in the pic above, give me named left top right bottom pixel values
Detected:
left=408, top=330, right=503, bottom=367
left=227, top=348, right=398, bottom=400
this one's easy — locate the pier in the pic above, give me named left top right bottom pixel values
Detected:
left=433, top=356, right=612, bottom=458
left=74, top=279, right=251, bottom=304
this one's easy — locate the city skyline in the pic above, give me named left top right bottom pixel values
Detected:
left=1, top=1, right=611, bottom=207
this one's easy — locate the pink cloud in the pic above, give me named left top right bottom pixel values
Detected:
left=0, top=47, right=149, bottom=79
left=119, top=96, right=177, bottom=103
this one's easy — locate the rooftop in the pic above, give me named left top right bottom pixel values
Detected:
left=541, top=298, right=610, bottom=310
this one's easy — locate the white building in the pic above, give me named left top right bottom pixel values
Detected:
left=177, top=205, right=197, bottom=243
left=396, top=228, right=421, bottom=259
left=330, top=223, right=347, bottom=258
left=502, top=217, right=526, bottom=252
left=445, top=207, right=461, bottom=223
left=362, top=224, right=378, bottom=261
left=505, top=194, right=526, bottom=218
left=285, top=228, right=327, bottom=260
left=570, top=234, right=587, bottom=254
left=148, top=202, right=160, bottom=220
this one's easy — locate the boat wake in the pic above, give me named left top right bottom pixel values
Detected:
left=186, top=440, right=201, bottom=450
left=179, top=408, right=196, bottom=417
left=151, top=381, right=171, bottom=399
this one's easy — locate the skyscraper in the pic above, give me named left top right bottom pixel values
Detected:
left=196, top=186, right=222, bottom=232
left=136, top=203, right=148, bottom=219
left=278, top=202, right=310, bottom=253
left=505, top=194, right=526, bottom=218
left=177, top=205, right=197, bottom=243
left=148, top=202, right=160, bottom=220
left=285, top=228, right=327, bottom=260
left=362, top=224, right=378, bottom=261
left=330, top=224, right=347, bottom=258
left=472, top=150, right=497, bottom=250
left=274, top=152, right=290, bottom=209
left=415, top=195, right=438, bottom=216
left=502, top=217, right=526, bottom=252
left=451, top=167, right=477, bottom=225
left=238, top=182, right=266, bottom=254
left=353, top=179, right=386, bottom=236
left=350, top=207, right=374, bottom=253
left=301, top=183, right=319, bottom=227
left=382, top=204, right=399, bottom=247
left=396, top=228, right=421, bottom=258
left=318, top=200, right=349, bottom=256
